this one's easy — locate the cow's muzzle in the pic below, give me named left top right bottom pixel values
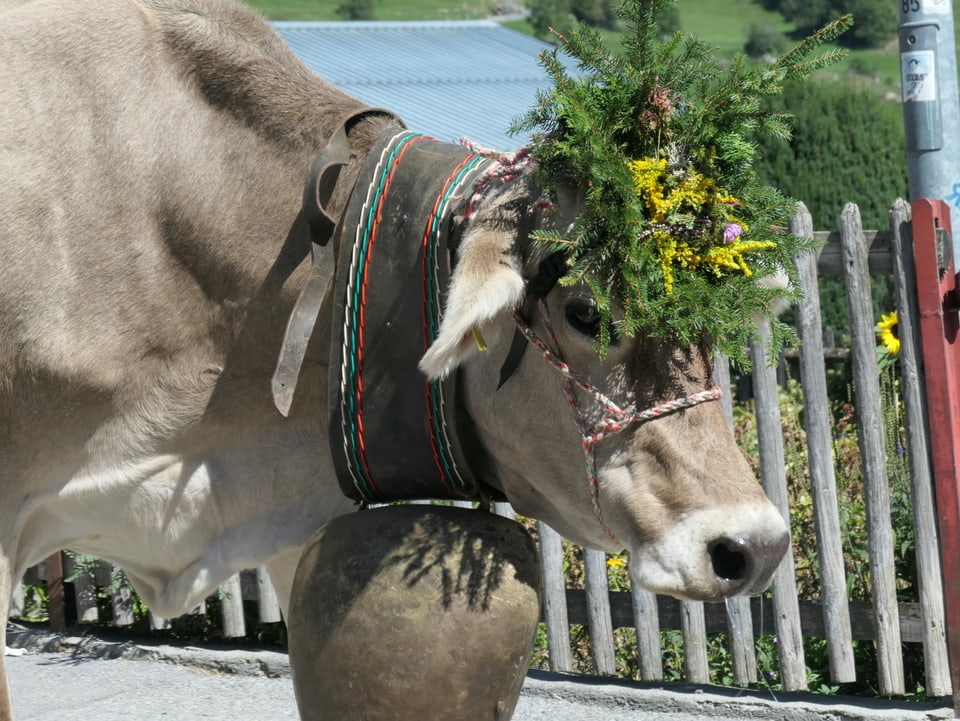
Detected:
left=708, top=528, right=791, bottom=597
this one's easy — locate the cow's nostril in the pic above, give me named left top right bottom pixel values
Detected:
left=709, top=538, right=749, bottom=581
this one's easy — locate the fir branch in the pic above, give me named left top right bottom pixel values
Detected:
left=777, top=15, right=854, bottom=72
left=514, top=0, right=849, bottom=366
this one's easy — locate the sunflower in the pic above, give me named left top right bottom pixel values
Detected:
left=876, top=312, right=900, bottom=355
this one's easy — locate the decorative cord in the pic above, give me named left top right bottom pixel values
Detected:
left=513, top=299, right=722, bottom=545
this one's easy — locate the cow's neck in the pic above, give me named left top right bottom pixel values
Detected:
left=326, top=129, right=503, bottom=505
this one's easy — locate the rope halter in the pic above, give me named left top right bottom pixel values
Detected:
left=513, top=298, right=722, bottom=545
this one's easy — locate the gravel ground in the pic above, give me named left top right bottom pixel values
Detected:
left=5, top=625, right=954, bottom=721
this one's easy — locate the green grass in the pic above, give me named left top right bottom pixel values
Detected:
left=675, top=0, right=792, bottom=56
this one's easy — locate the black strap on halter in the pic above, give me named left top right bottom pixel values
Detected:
left=328, top=130, right=500, bottom=504
left=497, top=250, right=568, bottom=389
left=272, top=108, right=402, bottom=417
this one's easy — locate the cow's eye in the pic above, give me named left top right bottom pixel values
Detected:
left=565, top=300, right=602, bottom=339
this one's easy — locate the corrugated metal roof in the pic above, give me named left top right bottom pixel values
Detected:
left=274, top=20, right=563, bottom=151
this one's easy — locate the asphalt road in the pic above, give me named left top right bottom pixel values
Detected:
left=4, top=629, right=953, bottom=721
left=8, top=650, right=758, bottom=721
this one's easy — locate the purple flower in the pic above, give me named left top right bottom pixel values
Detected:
left=723, top=223, right=743, bottom=244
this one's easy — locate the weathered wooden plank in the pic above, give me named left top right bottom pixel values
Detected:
left=563, top=591, right=932, bottom=643
left=538, top=521, right=573, bottom=672
left=219, top=573, right=246, bottom=638
left=110, top=565, right=134, bottom=627
left=751, top=320, right=807, bottom=691
left=714, top=353, right=758, bottom=685
left=62, top=553, right=99, bottom=624
left=681, top=601, right=709, bottom=683
left=583, top=549, right=616, bottom=676
left=493, top=502, right=516, bottom=520
left=839, top=203, right=904, bottom=695
left=256, top=567, right=282, bottom=624
left=45, top=553, right=66, bottom=633
left=723, top=596, right=758, bottom=683
left=888, top=199, right=952, bottom=696
left=815, top=229, right=893, bottom=276
left=791, top=203, right=856, bottom=684
left=714, top=353, right=735, bottom=423
left=92, top=561, right=112, bottom=588
left=630, top=583, right=663, bottom=681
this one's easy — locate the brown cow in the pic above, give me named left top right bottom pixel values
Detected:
left=0, top=1, right=788, bottom=717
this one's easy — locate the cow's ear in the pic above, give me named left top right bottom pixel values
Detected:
left=419, top=230, right=525, bottom=381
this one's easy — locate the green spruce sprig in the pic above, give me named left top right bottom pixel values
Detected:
left=514, top=0, right=853, bottom=368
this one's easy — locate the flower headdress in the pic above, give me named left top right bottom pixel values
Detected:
left=514, top=0, right=852, bottom=367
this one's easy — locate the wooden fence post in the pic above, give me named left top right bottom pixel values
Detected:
left=109, top=565, right=134, bottom=627
left=630, top=584, right=663, bottom=681
left=61, top=553, right=98, bottom=624
left=840, top=203, right=904, bottom=695
left=751, top=321, right=807, bottom=691
left=538, top=521, right=573, bottom=672
left=714, top=354, right=758, bottom=685
left=256, top=568, right=283, bottom=624
left=45, top=553, right=65, bottom=634
left=583, top=549, right=616, bottom=675
left=791, top=203, right=856, bottom=683
left=889, top=199, right=952, bottom=696
left=680, top=602, right=709, bottom=684
left=220, top=573, right=246, bottom=638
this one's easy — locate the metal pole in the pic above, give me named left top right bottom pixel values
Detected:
left=898, top=0, right=960, bottom=260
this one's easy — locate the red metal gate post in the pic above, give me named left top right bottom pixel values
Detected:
left=911, top=198, right=960, bottom=714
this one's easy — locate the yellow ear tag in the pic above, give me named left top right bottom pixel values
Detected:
left=471, top=327, right=488, bottom=352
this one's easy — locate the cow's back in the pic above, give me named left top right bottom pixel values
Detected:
left=0, top=0, right=390, bottom=617
left=0, top=0, right=361, bottom=388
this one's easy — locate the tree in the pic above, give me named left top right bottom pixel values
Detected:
left=754, top=79, right=907, bottom=230
left=528, top=0, right=618, bottom=37
left=336, top=0, right=375, bottom=21
left=846, top=0, right=897, bottom=49
left=654, top=4, right=680, bottom=38
left=529, top=0, right=575, bottom=38
left=744, top=23, right=788, bottom=58
left=571, top=0, right=617, bottom=29
left=766, top=0, right=895, bottom=49
left=777, top=0, right=830, bottom=33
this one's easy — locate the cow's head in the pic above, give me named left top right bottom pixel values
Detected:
left=419, top=168, right=789, bottom=602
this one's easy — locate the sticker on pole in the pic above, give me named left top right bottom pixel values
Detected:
left=921, top=0, right=951, bottom=15
left=901, top=51, right=937, bottom=102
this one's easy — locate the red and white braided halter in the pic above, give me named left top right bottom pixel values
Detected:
left=513, top=298, right=722, bottom=545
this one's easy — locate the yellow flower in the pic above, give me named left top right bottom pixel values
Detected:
left=630, top=158, right=717, bottom=223
left=876, top=312, right=900, bottom=355
left=629, top=156, right=765, bottom=292
left=655, top=233, right=700, bottom=292
left=702, top=239, right=777, bottom=277
left=606, top=556, right=627, bottom=568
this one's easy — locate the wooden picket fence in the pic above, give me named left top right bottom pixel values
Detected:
left=10, top=199, right=953, bottom=703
